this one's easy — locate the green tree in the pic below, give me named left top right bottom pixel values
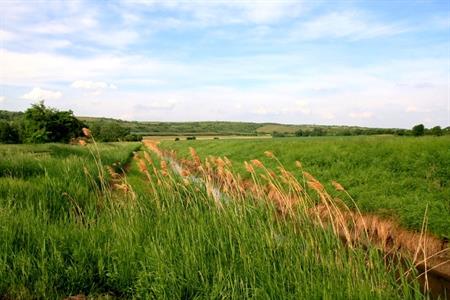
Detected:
left=295, top=129, right=304, bottom=137
left=430, top=126, right=442, bottom=136
left=412, top=124, right=425, bottom=137
left=22, top=102, right=86, bottom=143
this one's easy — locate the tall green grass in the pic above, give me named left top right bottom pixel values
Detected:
left=162, top=136, right=450, bottom=238
left=0, top=142, right=425, bottom=298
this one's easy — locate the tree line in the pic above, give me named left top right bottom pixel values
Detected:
left=0, top=102, right=142, bottom=144
left=271, top=124, right=449, bottom=138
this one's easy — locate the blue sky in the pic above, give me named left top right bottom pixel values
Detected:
left=0, top=0, right=449, bottom=128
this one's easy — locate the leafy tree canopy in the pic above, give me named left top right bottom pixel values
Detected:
left=22, top=101, right=86, bottom=143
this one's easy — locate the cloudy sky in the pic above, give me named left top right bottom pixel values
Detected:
left=0, top=0, right=449, bottom=128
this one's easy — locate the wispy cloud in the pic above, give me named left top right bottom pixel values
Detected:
left=123, top=0, right=311, bottom=25
left=0, top=29, right=16, bottom=42
left=71, top=80, right=117, bottom=90
left=71, top=80, right=117, bottom=96
left=134, top=99, right=178, bottom=111
left=292, top=11, right=410, bottom=40
left=0, top=49, right=182, bottom=86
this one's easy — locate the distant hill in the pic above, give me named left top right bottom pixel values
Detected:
left=0, top=109, right=405, bottom=137
left=79, top=116, right=398, bottom=136
left=78, top=117, right=263, bottom=136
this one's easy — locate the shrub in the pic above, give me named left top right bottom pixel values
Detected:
left=123, top=134, right=143, bottom=141
left=0, top=120, right=20, bottom=143
left=272, top=131, right=286, bottom=138
left=89, top=121, right=131, bottom=142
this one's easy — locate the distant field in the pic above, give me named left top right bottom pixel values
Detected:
left=162, top=136, right=450, bottom=238
left=144, top=135, right=272, bottom=141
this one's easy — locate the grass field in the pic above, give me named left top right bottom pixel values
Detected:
left=162, top=136, right=450, bottom=238
left=0, top=141, right=428, bottom=298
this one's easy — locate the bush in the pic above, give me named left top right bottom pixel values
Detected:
left=0, top=120, right=20, bottom=143
left=186, top=136, right=196, bottom=140
left=394, top=129, right=407, bottom=136
left=175, top=137, right=180, bottom=141
left=89, top=121, right=130, bottom=142
left=123, top=134, right=143, bottom=141
left=272, top=131, right=286, bottom=138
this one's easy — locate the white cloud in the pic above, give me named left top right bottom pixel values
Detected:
left=293, top=11, right=409, bottom=40
left=228, top=0, right=307, bottom=24
left=0, top=49, right=182, bottom=86
left=406, top=106, right=432, bottom=113
left=429, top=15, right=450, bottom=30
left=252, top=106, right=271, bottom=115
left=71, top=80, right=117, bottom=90
left=406, top=106, right=418, bottom=112
left=124, top=0, right=310, bottom=25
left=86, top=30, right=140, bottom=48
left=252, top=101, right=311, bottom=116
left=0, top=96, right=5, bottom=103
left=293, top=101, right=311, bottom=114
left=0, top=30, right=16, bottom=42
left=349, top=112, right=373, bottom=119
left=32, top=22, right=76, bottom=35
left=135, top=99, right=178, bottom=111
left=320, top=112, right=336, bottom=120
left=22, top=87, right=62, bottom=101
left=46, top=39, right=72, bottom=49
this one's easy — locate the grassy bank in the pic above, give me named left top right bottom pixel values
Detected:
left=162, top=136, right=450, bottom=238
